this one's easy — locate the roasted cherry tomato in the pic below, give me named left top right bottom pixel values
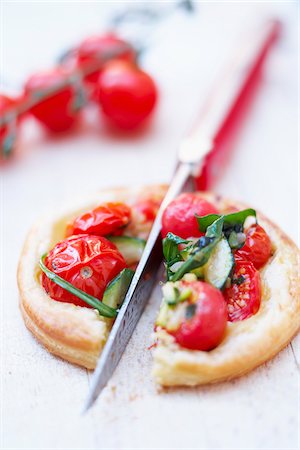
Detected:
left=161, top=193, right=219, bottom=239
left=235, top=224, right=272, bottom=269
left=96, top=60, right=157, bottom=130
left=77, top=33, right=135, bottom=86
left=223, top=259, right=261, bottom=322
left=0, top=94, right=18, bottom=160
left=133, top=198, right=161, bottom=223
left=24, top=68, right=82, bottom=132
left=169, top=281, right=227, bottom=351
left=42, top=235, right=126, bottom=307
left=69, top=202, right=131, bottom=237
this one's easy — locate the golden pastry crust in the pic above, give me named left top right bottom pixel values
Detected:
left=152, top=192, right=300, bottom=386
left=17, top=185, right=167, bottom=369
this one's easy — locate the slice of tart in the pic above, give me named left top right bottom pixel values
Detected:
left=152, top=192, right=300, bottom=386
left=18, top=185, right=166, bottom=369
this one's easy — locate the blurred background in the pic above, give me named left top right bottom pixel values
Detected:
left=1, top=1, right=298, bottom=237
left=1, top=1, right=299, bottom=449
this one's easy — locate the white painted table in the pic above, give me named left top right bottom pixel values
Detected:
left=1, top=2, right=299, bottom=449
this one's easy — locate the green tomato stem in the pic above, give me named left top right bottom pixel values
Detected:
left=0, top=44, right=130, bottom=129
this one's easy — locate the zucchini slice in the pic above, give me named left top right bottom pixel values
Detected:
left=203, top=238, right=234, bottom=290
left=108, top=236, right=146, bottom=265
left=102, top=268, right=134, bottom=309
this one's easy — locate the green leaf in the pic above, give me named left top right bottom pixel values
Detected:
left=197, top=209, right=256, bottom=233
left=205, top=216, right=224, bottom=238
left=197, top=214, right=220, bottom=232
left=163, top=233, right=189, bottom=260
left=223, top=209, right=257, bottom=226
left=166, top=217, right=223, bottom=282
left=39, top=255, right=118, bottom=318
left=163, top=233, right=191, bottom=281
left=170, top=237, right=220, bottom=282
left=165, top=233, right=189, bottom=246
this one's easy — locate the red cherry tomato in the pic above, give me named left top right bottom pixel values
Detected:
left=169, top=281, right=227, bottom=351
left=42, top=235, right=126, bottom=307
left=68, top=202, right=131, bottom=237
left=0, top=94, right=18, bottom=160
left=223, top=259, right=261, bottom=322
left=161, top=193, right=219, bottom=239
left=133, top=198, right=161, bottom=223
left=24, top=68, right=82, bottom=132
left=77, top=33, right=135, bottom=86
left=235, top=224, right=272, bottom=269
left=96, top=60, right=157, bottom=130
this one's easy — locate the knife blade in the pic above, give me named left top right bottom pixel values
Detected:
left=83, top=19, right=280, bottom=412
left=82, top=162, right=201, bottom=413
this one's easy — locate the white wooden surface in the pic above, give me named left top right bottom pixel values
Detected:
left=1, top=2, right=299, bottom=449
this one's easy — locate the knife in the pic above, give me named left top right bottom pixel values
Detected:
left=83, top=19, right=280, bottom=412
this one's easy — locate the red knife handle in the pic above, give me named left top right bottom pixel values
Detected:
left=195, top=20, right=281, bottom=190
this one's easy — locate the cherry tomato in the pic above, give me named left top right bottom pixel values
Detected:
left=223, top=259, right=261, bottom=322
left=133, top=198, right=161, bottom=223
left=0, top=94, right=18, bottom=160
left=96, top=60, right=157, bottom=130
left=161, top=193, right=219, bottom=239
left=68, top=202, right=131, bottom=237
left=235, top=224, right=272, bottom=269
left=169, top=281, right=227, bottom=351
left=77, top=33, right=135, bottom=86
left=24, top=68, right=82, bottom=132
left=42, top=235, right=126, bottom=307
